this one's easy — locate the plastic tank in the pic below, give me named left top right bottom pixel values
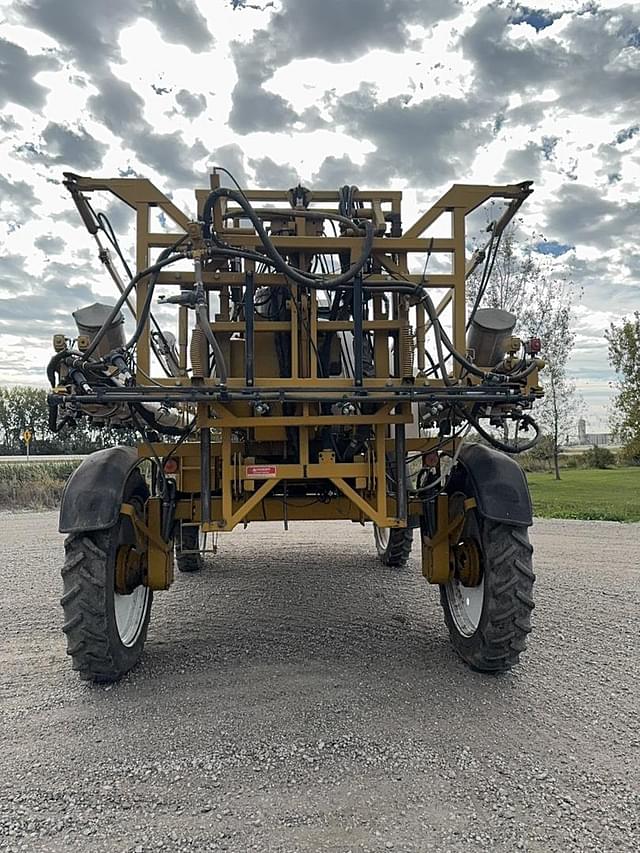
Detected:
left=466, top=308, right=516, bottom=367
left=73, top=302, right=125, bottom=359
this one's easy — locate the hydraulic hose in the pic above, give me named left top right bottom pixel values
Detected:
left=46, top=351, right=69, bottom=387
left=466, top=410, right=540, bottom=453
left=196, top=303, right=228, bottom=385
left=202, top=187, right=374, bottom=289
left=82, top=253, right=188, bottom=361
left=421, top=291, right=456, bottom=385
left=124, top=236, right=187, bottom=351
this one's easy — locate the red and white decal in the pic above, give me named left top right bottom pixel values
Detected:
left=246, top=465, right=278, bottom=478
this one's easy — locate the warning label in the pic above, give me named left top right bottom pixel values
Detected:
left=246, top=465, right=278, bottom=478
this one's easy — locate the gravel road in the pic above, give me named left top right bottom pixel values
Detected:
left=1, top=513, right=638, bottom=853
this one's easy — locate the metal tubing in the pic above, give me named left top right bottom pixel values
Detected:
left=57, top=387, right=534, bottom=405
left=353, top=273, right=363, bottom=387
left=244, top=271, right=255, bottom=387
left=395, top=422, right=407, bottom=523
left=200, top=426, right=211, bottom=525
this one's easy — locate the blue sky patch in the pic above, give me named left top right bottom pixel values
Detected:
left=512, top=7, right=558, bottom=32
left=535, top=241, right=574, bottom=256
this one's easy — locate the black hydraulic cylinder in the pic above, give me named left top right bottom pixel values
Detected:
left=244, top=271, right=255, bottom=387
left=353, top=272, right=363, bottom=387
left=200, top=426, right=211, bottom=526
left=394, top=422, right=407, bottom=523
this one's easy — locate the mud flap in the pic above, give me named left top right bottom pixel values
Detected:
left=59, top=446, right=141, bottom=534
left=456, top=444, right=532, bottom=528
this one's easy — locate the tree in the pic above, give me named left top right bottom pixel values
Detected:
left=580, top=445, right=616, bottom=469
left=520, top=277, right=579, bottom=480
left=467, top=223, right=579, bottom=480
left=605, top=311, right=640, bottom=464
left=0, top=385, right=137, bottom=454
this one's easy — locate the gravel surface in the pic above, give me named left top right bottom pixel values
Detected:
left=1, top=513, right=638, bottom=853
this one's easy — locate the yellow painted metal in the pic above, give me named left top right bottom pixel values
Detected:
left=120, top=500, right=173, bottom=590
left=68, top=175, right=534, bottom=542
left=421, top=495, right=478, bottom=585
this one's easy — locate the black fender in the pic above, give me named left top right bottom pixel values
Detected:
left=59, top=446, right=142, bottom=534
left=455, top=444, right=533, bottom=527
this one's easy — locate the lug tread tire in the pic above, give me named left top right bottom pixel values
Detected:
left=441, top=520, right=535, bottom=673
left=376, top=527, right=414, bottom=568
left=176, top=525, right=203, bottom=573
left=61, top=531, right=151, bottom=683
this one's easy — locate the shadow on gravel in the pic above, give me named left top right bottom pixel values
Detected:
left=126, top=541, right=519, bottom=700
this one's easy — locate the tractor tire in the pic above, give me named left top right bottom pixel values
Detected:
left=176, top=523, right=204, bottom=573
left=440, top=505, right=535, bottom=673
left=60, top=473, right=152, bottom=683
left=373, top=525, right=414, bottom=568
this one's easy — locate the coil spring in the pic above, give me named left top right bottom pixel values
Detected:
left=190, top=327, right=208, bottom=378
left=399, top=324, right=414, bottom=378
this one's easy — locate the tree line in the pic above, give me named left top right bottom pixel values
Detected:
left=0, top=386, right=133, bottom=455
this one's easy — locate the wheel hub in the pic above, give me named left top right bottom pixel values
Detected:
left=452, top=540, right=482, bottom=587
left=115, top=545, right=144, bottom=595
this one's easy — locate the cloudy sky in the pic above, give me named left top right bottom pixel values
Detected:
left=0, top=0, right=638, bottom=429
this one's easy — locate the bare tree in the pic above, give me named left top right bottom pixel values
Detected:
left=521, top=279, right=579, bottom=479
left=468, top=223, right=579, bottom=479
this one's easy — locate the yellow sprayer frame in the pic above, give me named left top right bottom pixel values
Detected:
left=61, top=174, right=534, bottom=559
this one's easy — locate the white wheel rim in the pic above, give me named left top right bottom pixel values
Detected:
left=445, top=575, right=485, bottom=637
left=374, top=525, right=390, bottom=550
left=199, top=530, right=207, bottom=555
left=114, top=586, right=149, bottom=647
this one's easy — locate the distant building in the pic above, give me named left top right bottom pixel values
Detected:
left=577, top=418, right=614, bottom=447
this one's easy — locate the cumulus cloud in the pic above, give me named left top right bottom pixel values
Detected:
left=40, top=122, right=108, bottom=170
left=17, top=0, right=213, bottom=70
left=0, top=176, right=39, bottom=222
left=228, top=83, right=297, bottom=134
left=496, top=142, right=543, bottom=183
left=461, top=4, right=640, bottom=118
left=327, top=84, right=492, bottom=185
left=249, top=156, right=299, bottom=188
left=545, top=184, right=639, bottom=251
left=207, top=144, right=250, bottom=186
left=87, top=72, right=205, bottom=186
left=34, top=235, right=65, bottom=254
left=175, top=89, right=207, bottom=119
left=0, top=38, right=60, bottom=110
left=312, top=155, right=364, bottom=188
left=228, top=0, right=461, bottom=133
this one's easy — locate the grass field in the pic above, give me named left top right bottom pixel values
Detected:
left=1, top=460, right=639, bottom=522
left=527, top=467, right=640, bottom=522
left=0, top=461, right=78, bottom=509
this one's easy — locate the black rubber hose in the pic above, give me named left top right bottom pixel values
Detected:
left=196, top=303, right=228, bottom=385
left=202, top=187, right=374, bottom=289
left=82, top=253, right=188, bottom=361
left=46, top=351, right=68, bottom=387
left=466, top=410, right=540, bottom=453
left=124, top=239, right=186, bottom=350
left=48, top=401, right=58, bottom=431
left=421, top=291, right=456, bottom=385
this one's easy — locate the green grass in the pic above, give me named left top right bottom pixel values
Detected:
left=0, top=461, right=79, bottom=509
left=527, top=467, right=640, bottom=522
left=2, top=460, right=639, bottom=522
